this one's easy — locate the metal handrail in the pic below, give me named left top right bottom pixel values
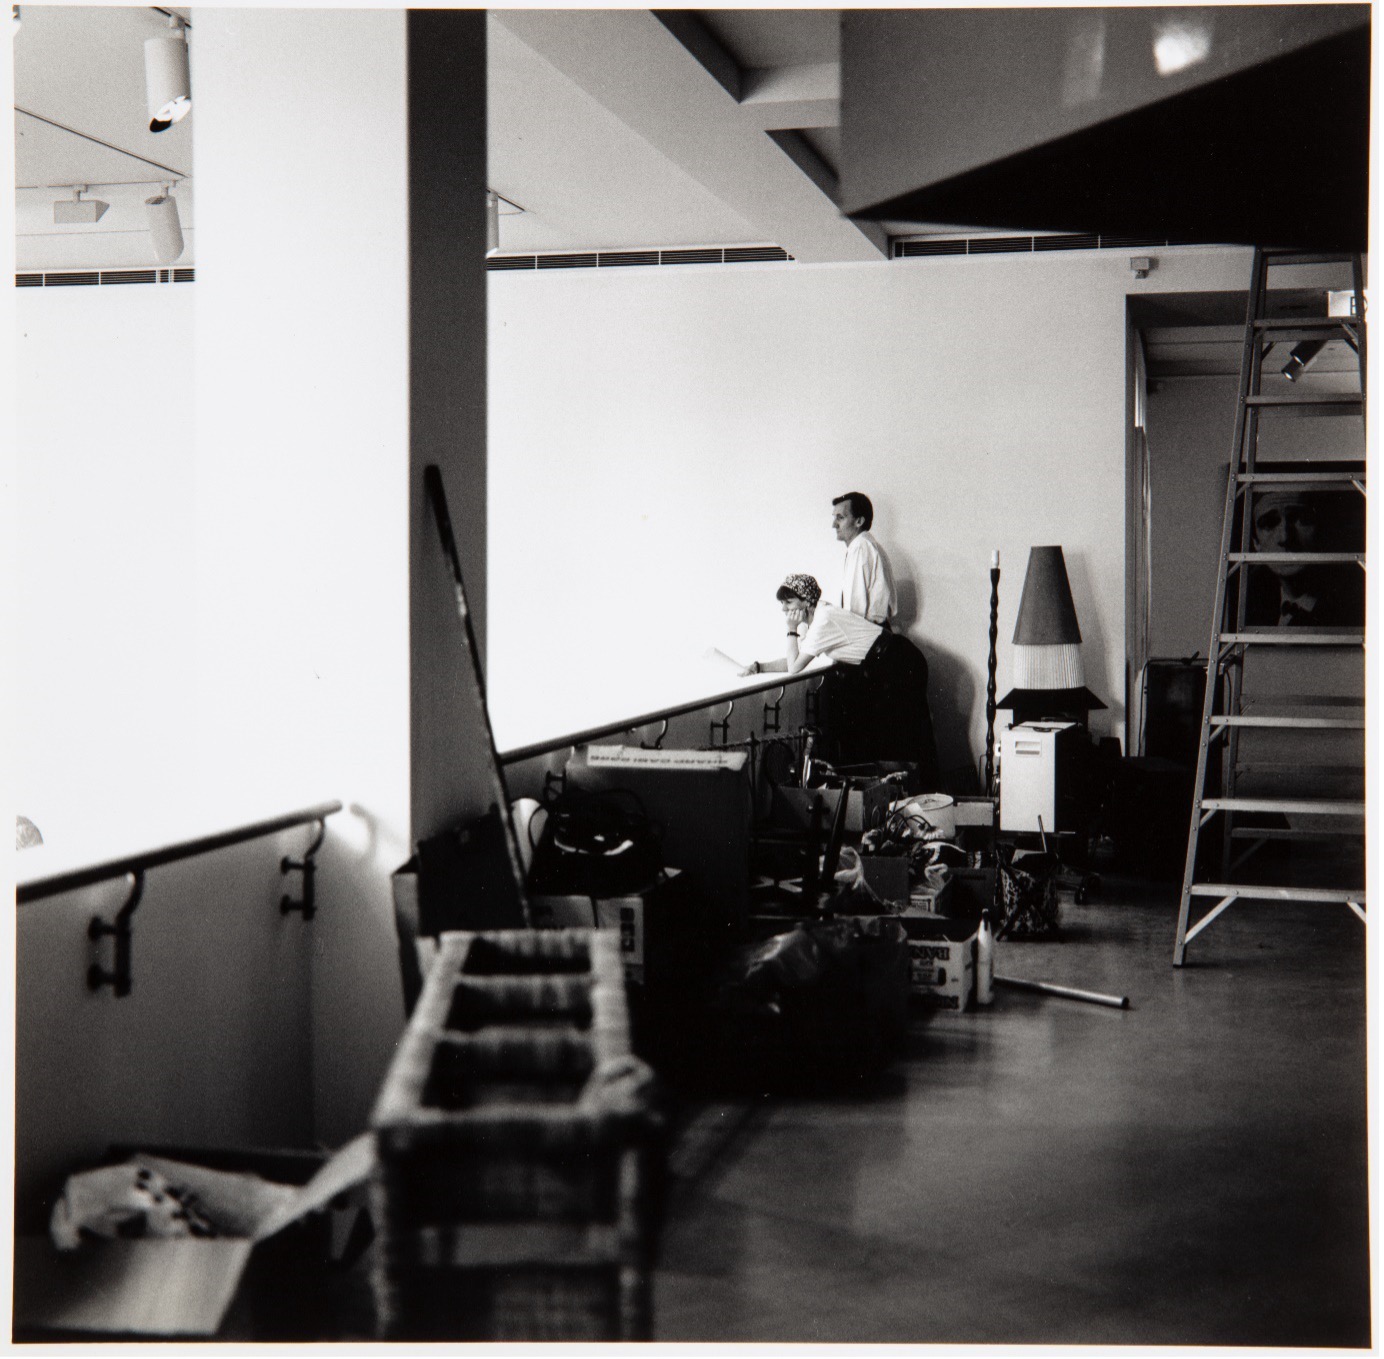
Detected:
left=16, top=799, right=344, bottom=904
left=496, top=666, right=827, bottom=766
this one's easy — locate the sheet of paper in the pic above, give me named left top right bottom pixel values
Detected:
left=587, top=744, right=747, bottom=772
left=254, top=1133, right=376, bottom=1241
left=702, top=646, right=747, bottom=672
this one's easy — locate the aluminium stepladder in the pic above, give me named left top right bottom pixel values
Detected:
left=1173, top=247, right=1366, bottom=965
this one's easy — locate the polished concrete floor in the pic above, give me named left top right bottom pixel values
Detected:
left=653, top=880, right=1371, bottom=1346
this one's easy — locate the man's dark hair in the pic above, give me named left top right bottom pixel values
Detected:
left=832, top=492, right=873, bottom=531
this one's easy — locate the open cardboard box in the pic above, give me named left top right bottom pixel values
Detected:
left=13, top=1135, right=375, bottom=1338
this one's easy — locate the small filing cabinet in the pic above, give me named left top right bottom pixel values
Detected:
left=999, top=721, right=1080, bottom=833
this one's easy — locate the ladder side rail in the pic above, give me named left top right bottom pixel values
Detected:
left=1351, top=253, right=1367, bottom=404
left=1222, top=252, right=1272, bottom=879
left=1174, top=464, right=1241, bottom=964
left=1176, top=250, right=1267, bottom=965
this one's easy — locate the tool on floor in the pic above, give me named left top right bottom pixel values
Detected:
left=1173, top=248, right=1366, bottom=964
left=994, top=975, right=1129, bottom=1009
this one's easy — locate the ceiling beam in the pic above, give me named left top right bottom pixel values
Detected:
left=740, top=62, right=839, bottom=131
left=494, top=9, right=885, bottom=264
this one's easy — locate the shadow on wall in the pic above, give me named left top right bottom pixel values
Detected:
left=310, top=807, right=413, bottom=1147
left=920, top=640, right=979, bottom=794
left=894, top=577, right=918, bottom=634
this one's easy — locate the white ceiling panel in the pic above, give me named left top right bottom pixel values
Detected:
left=488, top=16, right=759, bottom=254
left=15, top=6, right=192, bottom=180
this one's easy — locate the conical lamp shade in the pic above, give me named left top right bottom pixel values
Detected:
left=1013, top=546, right=1081, bottom=644
left=997, top=544, right=1105, bottom=714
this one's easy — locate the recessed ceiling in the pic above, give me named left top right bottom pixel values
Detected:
left=488, top=15, right=759, bottom=255
left=699, top=10, right=840, bottom=68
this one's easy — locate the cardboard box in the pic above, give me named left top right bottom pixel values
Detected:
left=773, top=780, right=893, bottom=834
left=902, top=878, right=954, bottom=916
left=529, top=869, right=692, bottom=986
left=899, top=917, right=977, bottom=1013
left=566, top=745, right=749, bottom=938
left=13, top=1137, right=374, bottom=1338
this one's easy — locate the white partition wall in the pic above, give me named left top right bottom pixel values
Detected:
left=488, top=245, right=1256, bottom=774
left=191, top=7, right=413, bottom=1144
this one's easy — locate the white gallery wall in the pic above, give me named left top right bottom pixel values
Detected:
left=191, top=6, right=411, bottom=1145
left=488, top=245, right=1256, bottom=775
left=13, top=7, right=413, bottom=1195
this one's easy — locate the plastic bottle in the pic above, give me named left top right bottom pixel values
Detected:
left=976, top=908, right=995, bottom=1006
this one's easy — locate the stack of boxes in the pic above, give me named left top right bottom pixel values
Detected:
left=369, top=929, right=660, bottom=1341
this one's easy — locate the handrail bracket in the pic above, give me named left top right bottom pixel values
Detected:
left=281, top=818, right=329, bottom=920
left=88, top=871, right=144, bottom=998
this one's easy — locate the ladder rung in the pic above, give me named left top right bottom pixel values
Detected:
left=1211, top=715, right=1364, bottom=729
left=1229, top=827, right=1363, bottom=841
left=1188, top=883, right=1364, bottom=903
left=1253, top=317, right=1362, bottom=333
left=1237, top=472, right=1366, bottom=485
left=1227, top=552, right=1363, bottom=564
left=1220, top=632, right=1364, bottom=646
left=1244, top=393, right=1363, bottom=414
left=1263, top=249, right=1359, bottom=265
left=1243, top=695, right=1364, bottom=708
left=1199, top=797, right=1364, bottom=815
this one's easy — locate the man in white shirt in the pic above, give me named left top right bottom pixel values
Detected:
left=832, top=492, right=897, bottom=627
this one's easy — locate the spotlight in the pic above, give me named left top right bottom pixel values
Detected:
left=145, top=19, right=191, bottom=132
left=146, top=188, right=184, bottom=264
left=53, top=186, right=109, bottom=225
left=1282, top=339, right=1326, bottom=382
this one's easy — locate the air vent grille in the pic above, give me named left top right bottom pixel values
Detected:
left=894, top=233, right=1173, bottom=259
left=1035, top=233, right=1100, bottom=252
left=15, top=268, right=195, bottom=288
left=661, top=248, right=722, bottom=266
left=487, top=245, right=793, bottom=273
left=599, top=251, right=659, bottom=268
left=967, top=236, right=1033, bottom=255
left=901, top=238, right=966, bottom=257
left=725, top=246, right=791, bottom=263
left=102, top=270, right=158, bottom=285
left=1098, top=235, right=1170, bottom=248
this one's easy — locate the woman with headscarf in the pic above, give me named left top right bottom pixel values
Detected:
left=742, top=573, right=940, bottom=788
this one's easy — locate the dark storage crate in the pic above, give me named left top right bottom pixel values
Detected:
left=369, top=929, right=660, bottom=1341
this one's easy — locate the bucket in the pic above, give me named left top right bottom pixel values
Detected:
left=892, top=792, right=956, bottom=836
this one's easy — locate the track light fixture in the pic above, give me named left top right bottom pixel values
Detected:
left=145, top=184, right=184, bottom=263
left=53, top=185, right=110, bottom=225
left=145, top=15, right=191, bottom=132
left=486, top=191, right=500, bottom=256
left=1282, top=339, right=1326, bottom=383
left=485, top=192, right=526, bottom=257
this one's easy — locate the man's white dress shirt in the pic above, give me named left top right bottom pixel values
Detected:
left=841, top=531, right=897, bottom=625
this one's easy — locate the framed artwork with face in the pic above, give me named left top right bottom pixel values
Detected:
left=1241, top=482, right=1365, bottom=628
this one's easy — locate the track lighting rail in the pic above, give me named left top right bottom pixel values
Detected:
left=14, top=106, right=188, bottom=179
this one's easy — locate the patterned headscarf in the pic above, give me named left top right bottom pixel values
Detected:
left=777, top=573, right=822, bottom=608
